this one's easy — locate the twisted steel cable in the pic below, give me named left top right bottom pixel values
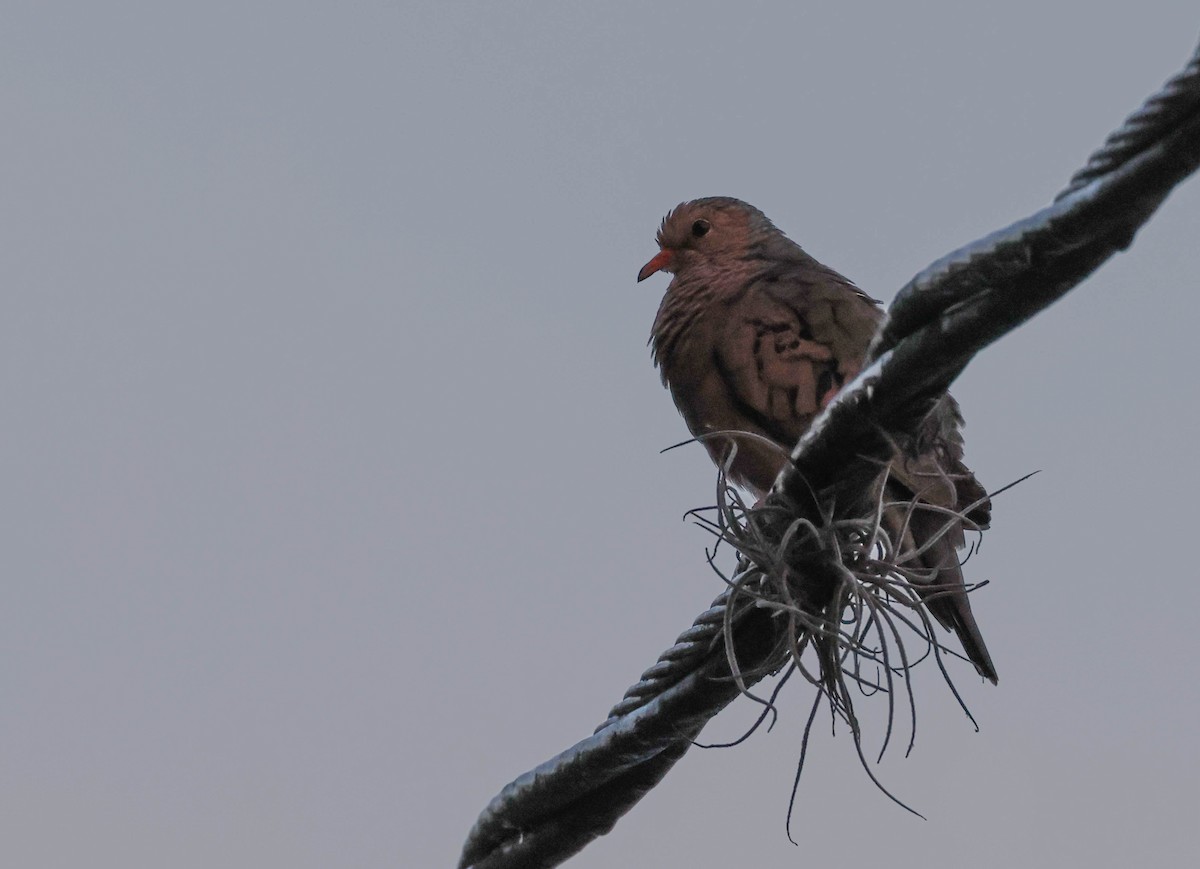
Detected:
left=1057, top=46, right=1200, bottom=200
left=594, top=589, right=745, bottom=731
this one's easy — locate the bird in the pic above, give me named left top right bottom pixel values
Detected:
left=638, top=196, right=997, bottom=683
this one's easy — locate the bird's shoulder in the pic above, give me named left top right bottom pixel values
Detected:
left=741, top=252, right=879, bottom=313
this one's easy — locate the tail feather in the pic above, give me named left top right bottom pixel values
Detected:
left=906, top=508, right=998, bottom=684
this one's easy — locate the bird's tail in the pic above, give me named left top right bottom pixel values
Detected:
left=903, top=507, right=998, bottom=684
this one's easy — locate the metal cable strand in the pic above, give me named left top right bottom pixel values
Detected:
left=595, top=587, right=745, bottom=731
left=459, top=35, right=1200, bottom=869
left=1057, top=39, right=1200, bottom=200
left=460, top=604, right=782, bottom=869
left=872, top=35, right=1200, bottom=361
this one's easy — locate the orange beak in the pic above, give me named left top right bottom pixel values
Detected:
left=637, top=249, right=674, bottom=282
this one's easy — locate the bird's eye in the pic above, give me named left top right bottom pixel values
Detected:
left=691, top=219, right=711, bottom=238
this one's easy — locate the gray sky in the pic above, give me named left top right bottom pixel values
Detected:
left=4, top=3, right=1200, bottom=867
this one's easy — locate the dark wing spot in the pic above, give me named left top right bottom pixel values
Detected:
left=816, top=366, right=838, bottom=404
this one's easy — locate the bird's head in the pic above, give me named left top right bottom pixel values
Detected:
left=637, top=197, right=776, bottom=282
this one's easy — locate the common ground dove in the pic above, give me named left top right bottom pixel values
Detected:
left=640, top=196, right=997, bottom=683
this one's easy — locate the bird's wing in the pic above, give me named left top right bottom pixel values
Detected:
left=713, top=265, right=882, bottom=450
